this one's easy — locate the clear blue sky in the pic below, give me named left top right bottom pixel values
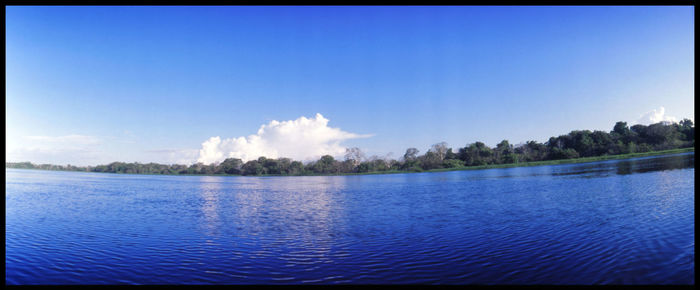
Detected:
left=6, top=6, right=694, bottom=166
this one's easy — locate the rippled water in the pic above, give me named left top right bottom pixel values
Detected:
left=5, top=153, right=695, bottom=284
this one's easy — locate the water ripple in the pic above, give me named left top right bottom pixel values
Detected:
left=5, top=153, right=695, bottom=284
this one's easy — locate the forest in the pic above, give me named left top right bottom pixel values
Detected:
left=7, top=119, right=695, bottom=176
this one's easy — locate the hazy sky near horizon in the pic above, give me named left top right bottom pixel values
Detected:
left=6, top=6, right=694, bottom=166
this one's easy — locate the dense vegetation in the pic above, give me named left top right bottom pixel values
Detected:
left=7, top=119, right=695, bottom=176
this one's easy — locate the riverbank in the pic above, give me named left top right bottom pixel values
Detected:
left=315, top=147, right=695, bottom=176
left=11, top=147, right=691, bottom=178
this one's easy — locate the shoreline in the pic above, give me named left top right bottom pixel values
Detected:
left=6, top=147, right=694, bottom=178
left=304, top=147, right=695, bottom=177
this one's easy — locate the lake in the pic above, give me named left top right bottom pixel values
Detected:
left=5, top=153, right=695, bottom=284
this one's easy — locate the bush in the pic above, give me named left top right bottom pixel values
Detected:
left=407, top=166, right=423, bottom=172
left=442, top=159, right=465, bottom=168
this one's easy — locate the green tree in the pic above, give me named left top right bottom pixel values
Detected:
left=219, top=158, right=243, bottom=175
left=402, top=148, right=420, bottom=170
left=418, top=151, right=442, bottom=170
left=613, top=121, right=630, bottom=139
left=459, top=142, right=492, bottom=166
left=289, top=161, right=304, bottom=175
left=344, top=147, right=365, bottom=167
left=429, top=142, right=449, bottom=161
left=494, top=140, right=514, bottom=164
left=313, top=155, right=339, bottom=174
left=403, top=148, right=419, bottom=161
left=242, top=160, right=263, bottom=175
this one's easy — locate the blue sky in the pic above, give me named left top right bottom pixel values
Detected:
left=6, top=6, right=694, bottom=166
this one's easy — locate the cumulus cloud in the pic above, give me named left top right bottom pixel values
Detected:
left=635, top=107, right=678, bottom=125
left=196, top=113, right=372, bottom=164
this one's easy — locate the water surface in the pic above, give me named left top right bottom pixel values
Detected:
left=5, top=153, right=695, bottom=284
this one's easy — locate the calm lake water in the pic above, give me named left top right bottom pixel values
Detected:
left=5, top=153, right=695, bottom=284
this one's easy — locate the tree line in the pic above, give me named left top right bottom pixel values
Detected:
left=6, top=119, right=695, bottom=176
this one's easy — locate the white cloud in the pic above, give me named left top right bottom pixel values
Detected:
left=24, top=134, right=101, bottom=145
left=6, top=134, right=103, bottom=166
left=635, top=107, right=678, bottom=125
left=145, top=148, right=200, bottom=165
left=196, top=113, right=372, bottom=164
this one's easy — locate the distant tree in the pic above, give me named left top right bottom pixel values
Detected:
left=645, top=122, right=680, bottom=149
left=494, top=140, right=514, bottom=164
left=263, top=158, right=281, bottom=175
left=277, top=158, right=292, bottom=175
left=403, top=148, right=419, bottom=161
left=570, top=130, right=594, bottom=157
left=630, top=124, right=647, bottom=144
left=442, top=159, right=464, bottom=168
left=313, top=155, right=339, bottom=174
left=344, top=147, right=365, bottom=167
left=549, top=148, right=580, bottom=160
left=365, top=155, right=391, bottom=172
left=219, top=158, right=243, bottom=175
left=518, top=140, right=548, bottom=162
left=418, top=151, right=442, bottom=170
left=387, top=159, right=401, bottom=170
left=289, top=161, right=304, bottom=175
left=429, top=142, right=449, bottom=161
left=679, top=118, right=694, bottom=144
left=241, top=160, right=263, bottom=175
left=339, top=159, right=356, bottom=173
left=7, top=118, right=693, bottom=177
left=459, top=142, right=492, bottom=166
left=200, top=164, right=216, bottom=175
left=444, top=148, right=458, bottom=160
left=613, top=121, right=630, bottom=137
left=401, top=148, right=420, bottom=170
left=590, top=130, right=614, bottom=155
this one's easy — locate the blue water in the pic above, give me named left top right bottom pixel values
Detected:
left=5, top=153, right=695, bottom=284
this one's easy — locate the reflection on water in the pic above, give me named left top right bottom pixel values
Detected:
left=5, top=152, right=694, bottom=284
left=551, top=153, right=694, bottom=178
left=614, top=153, right=694, bottom=175
left=199, top=176, right=223, bottom=236
left=230, top=176, right=345, bottom=238
left=461, top=152, right=695, bottom=181
left=196, top=175, right=349, bottom=279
